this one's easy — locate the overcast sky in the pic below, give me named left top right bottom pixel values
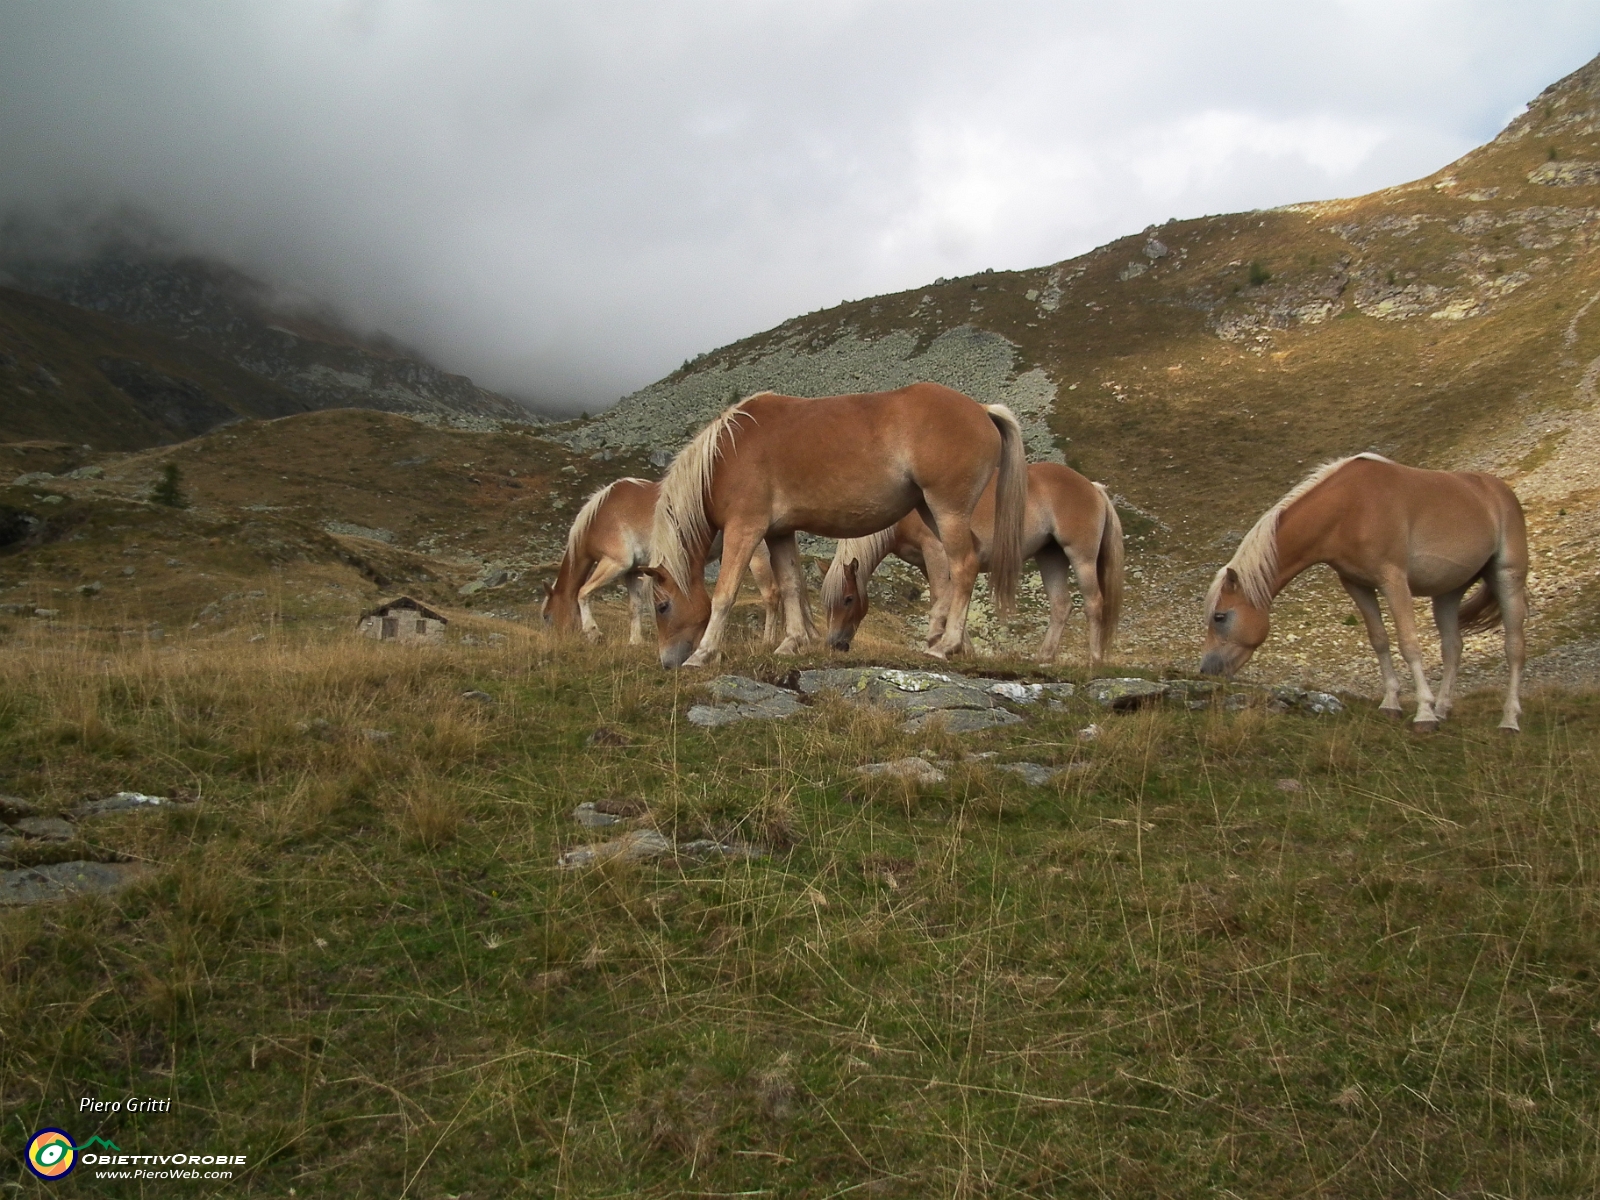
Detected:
left=2, top=2, right=1598, bottom=413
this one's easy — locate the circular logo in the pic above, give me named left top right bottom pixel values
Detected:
left=26, top=1129, right=77, bottom=1180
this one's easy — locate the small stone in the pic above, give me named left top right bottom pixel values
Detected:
left=362, top=729, right=395, bottom=742
left=648, top=448, right=674, bottom=469
left=998, top=762, right=1059, bottom=787
left=857, top=758, right=947, bottom=785
left=75, top=792, right=173, bottom=817
left=587, top=727, right=631, bottom=747
left=677, top=839, right=765, bottom=860
left=77, top=581, right=103, bottom=596
left=1, top=860, right=144, bottom=906
left=462, top=690, right=493, bottom=703
left=1222, top=693, right=1252, bottom=712
left=593, top=798, right=648, bottom=817
left=13, top=816, right=75, bottom=841
left=0, top=795, right=39, bottom=820
left=1077, top=724, right=1102, bottom=741
left=1276, top=778, right=1303, bottom=793
left=559, top=828, right=673, bottom=869
left=572, top=803, right=621, bottom=828
left=32, top=609, right=58, bottom=618
left=1085, top=678, right=1167, bottom=710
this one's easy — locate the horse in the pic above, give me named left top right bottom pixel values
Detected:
left=821, top=461, right=1124, bottom=668
left=640, top=383, right=1027, bottom=668
left=542, top=476, right=780, bottom=645
left=1200, top=453, right=1527, bottom=731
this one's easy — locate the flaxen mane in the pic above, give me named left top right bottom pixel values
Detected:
left=821, top=529, right=899, bottom=609
left=567, top=477, right=647, bottom=561
left=650, top=396, right=768, bottom=589
left=1209, top=453, right=1392, bottom=611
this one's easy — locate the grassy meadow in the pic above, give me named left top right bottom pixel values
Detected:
left=2, top=617, right=1599, bottom=1197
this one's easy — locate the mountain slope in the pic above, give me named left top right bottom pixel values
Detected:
left=0, top=252, right=543, bottom=444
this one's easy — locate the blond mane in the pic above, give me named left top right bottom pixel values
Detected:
left=650, top=396, right=768, bottom=589
left=821, top=529, right=899, bottom=609
left=1210, top=453, right=1391, bottom=611
left=567, top=477, right=647, bottom=561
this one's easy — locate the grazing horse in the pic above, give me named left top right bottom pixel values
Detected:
left=822, top=462, right=1124, bottom=668
left=1200, top=454, right=1527, bottom=731
left=543, top=477, right=779, bottom=645
left=642, top=383, right=1027, bottom=668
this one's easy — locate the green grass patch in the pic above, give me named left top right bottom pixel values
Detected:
left=2, top=628, right=1599, bottom=1196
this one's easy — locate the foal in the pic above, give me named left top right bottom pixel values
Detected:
left=543, top=477, right=778, bottom=645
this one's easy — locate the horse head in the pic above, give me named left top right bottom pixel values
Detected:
left=1200, top=566, right=1270, bottom=677
left=825, top=558, right=865, bottom=652
left=638, top=565, right=712, bottom=668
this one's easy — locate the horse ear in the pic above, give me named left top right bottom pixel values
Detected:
left=637, top=565, right=667, bottom=584
left=1223, top=567, right=1240, bottom=590
left=846, top=557, right=860, bottom=580
left=544, top=581, right=554, bottom=599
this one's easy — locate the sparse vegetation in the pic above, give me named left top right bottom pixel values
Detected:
left=1248, top=260, right=1271, bottom=287
left=2, top=619, right=1599, bottom=1197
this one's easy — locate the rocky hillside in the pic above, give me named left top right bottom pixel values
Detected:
left=0, top=252, right=543, bottom=448
left=555, top=51, right=1600, bottom=689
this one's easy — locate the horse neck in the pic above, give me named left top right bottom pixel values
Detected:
left=1268, top=496, right=1335, bottom=597
left=550, top=547, right=588, bottom=603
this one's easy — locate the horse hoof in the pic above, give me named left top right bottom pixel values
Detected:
left=1411, top=719, right=1439, bottom=734
left=923, top=646, right=950, bottom=661
left=1380, top=707, right=1404, bottom=721
left=1499, top=721, right=1521, bottom=734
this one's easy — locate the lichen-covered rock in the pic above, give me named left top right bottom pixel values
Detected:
left=902, top=707, right=1024, bottom=734
left=75, top=792, right=176, bottom=818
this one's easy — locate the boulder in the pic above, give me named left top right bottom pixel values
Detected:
left=998, top=762, right=1060, bottom=787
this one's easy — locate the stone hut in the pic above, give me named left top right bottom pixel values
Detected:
left=357, top=596, right=448, bottom=644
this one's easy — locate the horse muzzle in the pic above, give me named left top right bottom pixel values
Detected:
left=659, top=640, right=695, bottom=669
left=827, top=632, right=853, bottom=653
left=1198, top=650, right=1233, bottom=678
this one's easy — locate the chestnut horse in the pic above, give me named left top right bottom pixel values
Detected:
left=1200, top=454, right=1527, bottom=731
left=542, top=477, right=779, bottom=645
left=822, top=462, right=1124, bottom=668
left=642, top=384, right=1027, bottom=668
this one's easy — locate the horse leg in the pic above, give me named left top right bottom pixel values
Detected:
left=1431, top=588, right=1467, bottom=721
left=682, top=528, right=763, bottom=669
left=766, top=534, right=816, bottom=655
left=625, top=571, right=651, bottom=645
left=1379, top=574, right=1439, bottom=730
left=1340, top=578, right=1403, bottom=717
left=577, top=557, right=631, bottom=642
left=748, top=541, right=782, bottom=645
left=927, top=516, right=980, bottom=660
left=1034, top=544, right=1075, bottom=665
left=920, top=534, right=954, bottom=648
left=1498, top=562, right=1527, bottom=732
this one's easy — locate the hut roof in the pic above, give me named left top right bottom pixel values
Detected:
left=358, top=595, right=448, bottom=624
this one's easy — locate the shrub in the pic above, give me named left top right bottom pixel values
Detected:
left=1248, top=261, right=1271, bottom=287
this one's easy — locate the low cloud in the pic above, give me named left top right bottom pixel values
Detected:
left=1, top=1, right=1597, bottom=412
